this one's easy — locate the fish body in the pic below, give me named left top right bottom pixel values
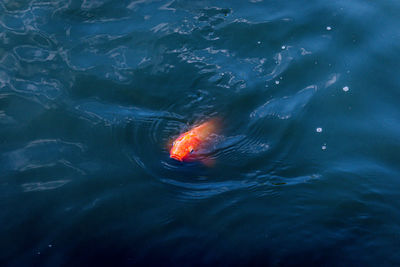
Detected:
left=170, top=119, right=219, bottom=162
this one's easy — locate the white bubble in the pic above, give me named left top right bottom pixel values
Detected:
left=316, top=127, right=322, bottom=133
left=326, top=26, right=332, bottom=31
left=48, top=244, right=53, bottom=248
left=343, top=86, right=349, bottom=92
left=275, top=80, right=280, bottom=85
left=322, top=144, right=327, bottom=150
left=281, top=45, right=286, bottom=50
left=257, top=41, right=261, bottom=44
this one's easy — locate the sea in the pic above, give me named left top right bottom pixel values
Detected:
left=1, top=0, right=400, bottom=265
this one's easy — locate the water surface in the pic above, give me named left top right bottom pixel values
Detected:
left=1, top=0, right=400, bottom=265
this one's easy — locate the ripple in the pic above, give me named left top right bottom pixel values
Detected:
left=10, top=78, right=63, bottom=100
left=1, top=139, right=85, bottom=173
left=0, top=53, right=21, bottom=72
left=73, top=100, right=193, bottom=180
left=250, top=85, right=317, bottom=120
left=0, top=13, right=25, bottom=31
left=209, top=134, right=271, bottom=167
left=0, top=110, right=17, bottom=126
left=1, top=0, right=400, bottom=264
left=160, top=178, right=259, bottom=201
left=124, top=112, right=188, bottom=175
left=261, top=173, right=322, bottom=186
left=74, top=101, right=180, bottom=126
left=81, top=0, right=105, bottom=10
left=0, top=70, right=10, bottom=88
left=21, top=179, right=70, bottom=192
left=14, top=45, right=56, bottom=62
left=325, top=73, right=340, bottom=88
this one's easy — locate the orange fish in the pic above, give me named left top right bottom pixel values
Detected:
left=170, top=119, right=220, bottom=163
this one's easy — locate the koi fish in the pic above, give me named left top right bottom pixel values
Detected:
left=170, top=119, right=220, bottom=163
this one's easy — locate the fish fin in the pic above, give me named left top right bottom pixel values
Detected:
left=201, top=157, right=215, bottom=167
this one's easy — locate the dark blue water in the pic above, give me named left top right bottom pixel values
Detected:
left=1, top=0, right=400, bottom=265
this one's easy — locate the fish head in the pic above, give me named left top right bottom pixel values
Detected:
left=170, top=133, right=200, bottom=161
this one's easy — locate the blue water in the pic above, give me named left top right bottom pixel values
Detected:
left=1, top=0, right=400, bottom=265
